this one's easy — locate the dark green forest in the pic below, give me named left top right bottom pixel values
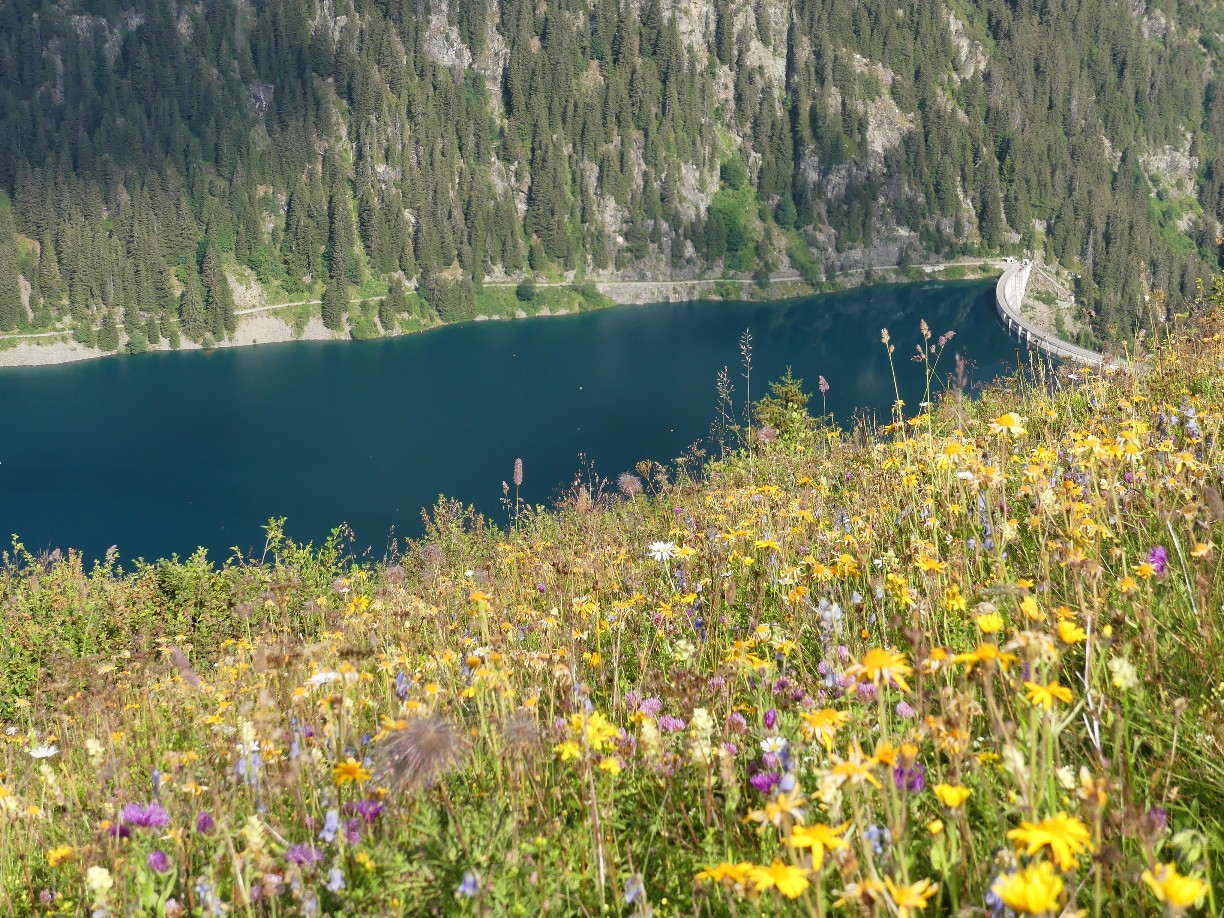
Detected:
left=0, top=0, right=1221, bottom=347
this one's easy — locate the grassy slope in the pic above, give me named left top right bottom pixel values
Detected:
left=4, top=288, right=1224, bottom=914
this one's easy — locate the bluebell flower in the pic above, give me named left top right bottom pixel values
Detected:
left=457, top=871, right=480, bottom=898
left=624, top=875, right=645, bottom=905
left=864, top=824, right=886, bottom=855
left=326, top=868, right=346, bottom=893
left=319, top=808, right=339, bottom=844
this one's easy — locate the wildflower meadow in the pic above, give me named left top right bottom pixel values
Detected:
left=4, top=289, right=1224, bottom=915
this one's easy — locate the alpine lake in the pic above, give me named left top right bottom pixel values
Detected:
left=0, top=279, right=1025, bottom=563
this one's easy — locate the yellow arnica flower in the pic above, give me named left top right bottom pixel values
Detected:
left=989, top=412, right=1026, bottom=437
left=1007, top=813, right=1094, bottom=871
left=884, top=876, right=939, bottom=917
left=748, top=860, right=811, bottom=899
left=975, top=611, right=1004, bottom=634
left=786, top=821, right=850, bottom=869
left=1141, top=863, right=1208, bottom=909
left=46, top=845, right=75, bottom=867
left=799, top=708, right=851, bottom=748
left=1019, top=596, right=1044, bottom=621
left=1056, top=619, right=1087, bottom=643
left=847, top=648, right=913, bottom=692
left=333, top=757, right=372, bottom=787
left=695, top=862, right=753, bottom=886
left=954, top=643, right=1018, bottom=673
left=933, top=783, right=971, bottom=808
left=991, top=861, right=1064, bottom=914
left=1024, top=681, right=1073, bottom=710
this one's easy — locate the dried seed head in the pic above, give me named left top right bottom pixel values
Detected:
left=375, top=716, right=468, bottom=794
left=501, top=712, right=540, bottom=750
left=617, top=472, right=643, bottom=497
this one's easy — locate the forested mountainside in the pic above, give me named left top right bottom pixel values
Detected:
left=0, top=0, right=1221, bottom=348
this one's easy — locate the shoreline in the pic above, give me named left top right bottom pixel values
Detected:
left=0, top=260, right=1006, bottom=370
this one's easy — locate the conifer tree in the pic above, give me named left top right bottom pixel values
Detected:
left=179, top=275, right=208, bottom=343
left=200, top=246, right=236, bottom=337
left=97, top=311, right=120, bottom=352
left=0, top=198, right=23, bottom=331
left=38, top=236, right=63, bottom=307
left=321, top=277, right=347, bottom=331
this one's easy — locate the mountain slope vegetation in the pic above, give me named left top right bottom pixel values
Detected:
left=0, top=0, right=1221, bottom=346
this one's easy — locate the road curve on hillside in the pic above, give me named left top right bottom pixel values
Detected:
left=994, top=263, right=1116, bottom=367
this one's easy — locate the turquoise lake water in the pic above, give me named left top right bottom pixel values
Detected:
left=0, top=280, right=1022, bottom=562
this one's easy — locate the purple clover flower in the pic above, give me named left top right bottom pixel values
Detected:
left=1148, top=546, right=1168, bottom=576
left=195, top=811, right=215, bottom=834
left=763, top=707, right=778, bottom=729
left=637, top=697, right=663, bottom=718
left=894, top=761, right=926, bottom=793
left=285, top=844, right=324, bottom=866
left=147, top=850, right=171, bottom=873
left=750, top=771, right=781, bottom=795
left=344, top=799, right=384, bottom=823
left=657, top=715, right=686, bottom=733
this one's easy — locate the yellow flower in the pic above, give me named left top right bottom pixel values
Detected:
left=976, top=610, right=1004, bottom=634
left=1019, top=596, right=1045, bottom=621
left=332, top=757, right=372, bottom=787
left=785, top=821, right=850, bottom=869
left=989, top=412, right=1026, bottom=437
left=884, top=876, right=939, bottom=917
left=992, top=861, right=1064, bottom=914
left=847, top=648, right=913, bottom=692
left=695, top=862, right=753, bottom=886
left=747, top=791, right=808, bottom=828
left=749, top=860, right=811, bottom=899
left=1023, top=681, right=1073, bottom=710
left=824, top=744, right=883, bottom=791
left=799, top=708, right=850, bottom=748
left=1007, top=813, right=1094, bottom=871
left=597, top=756, right=622, bottom=776
left=554, top=741, right=581, bottom=761
left=46, top=845, right=75, bottom=867
left=954, top=642, right=1018, bottom=673
left=926, top=819, right=944, bottom=835
left=1118, top=575, right=1139, bottom=594
left=1056, top=619, right=1087, bottom=643
left=933, top=783, right=971, bottom=808
left=1141, top=863, right=1208, bottom=910
left=944, top=585, right=968, bottom=612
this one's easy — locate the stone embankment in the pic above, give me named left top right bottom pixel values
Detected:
left=994, top=263, right=1116, bottom=368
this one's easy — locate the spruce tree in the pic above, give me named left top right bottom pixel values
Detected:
left=38, top=236, right=63, bottom=307
left=97, top=311, right=120, bottom=351
left=200, top=246, right=236, bottom=337
left=0, top=198, right=23, bottom=331
left=321, top=278, right=347, bottom=331
left=326, top=190, right=358, bottom=283
left=179, top=276, right=208, bottom=342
